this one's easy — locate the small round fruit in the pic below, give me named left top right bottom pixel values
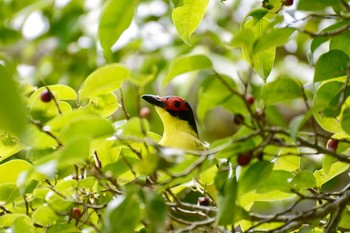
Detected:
left=139, top=107, right=151, bottom=119
left=71, top=207, right=82, bottom=219
left=40, top=89, right=53, bottom=102
left=256, top=108, right=266, bottom=121
left=237, top=153, right=251, bottom=166
left=198, top=197, right=210, bottom=206
left=245, top=94, right=255, bottom=105
left=282, top=0, right=293, bottom=6
left=233, top=114, right=244, bottom=125
left=327, top=139, right=338, bottom=151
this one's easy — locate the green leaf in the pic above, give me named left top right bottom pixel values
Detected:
left=28, top=84, right=76, bottom=122
left=0, top=214, right=29, bottom=228
left=140, top=190, right=167, bottom=233
left=314, top=50, right=349, bottom=82
left=0, top=64, right=26, bottom=136
left=58, top=138, right=90, bottom=168
left=162, top=54, right=212, bottom=86
left=256, top=170, right=293, bottom=193
left=298, top=0, right=339, bottom=11
left=290, top=171, right=316, bottom=189
left=341, top=104, right=350, bottom=135
left=32, top=206, right=58, bottom=226
left=242, top=18, right=275, bottom=81
left=11, top=216, right=35, bottom=233
left=98, top=0, right=138, bottom=52
left=254, top=28, right=296, bottom=53
left=84, top=93, right=118, bottom=117
left=289, top=111, right=313, bottom=141
left=0, top=133, right=24, bottom=160
left=244, top=8, right=268, bottom=22
left=330, top=30, right=350, bottom=57
left=314, top=162, right=350, bottom=187
left=0, top=184, right=20, bottom=203
left=261, top=77, right=302, bottom=105
left=216, top=175, right=238, bottom=225
left=120, top=117, right=149, bottom=138
left=197, top=75, right=246, bottom=121
left=0, top=160, right=32, bottom=184
left=239, top=160, right=273, bottom=195
left=172, top=0, right=209, bottom=45
left=59, top=116, right=115, bottom=142
left=79, top=64, right=129, bottom=99
left=103, top=195, right=141, bottom=233
left=313, top=80, right=346, bottom=132
left=28, top=85, right=77, bottom=108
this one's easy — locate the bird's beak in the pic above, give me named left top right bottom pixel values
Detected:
left=142, top=94, right=166, bottom=108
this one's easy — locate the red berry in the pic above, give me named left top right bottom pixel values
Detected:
left=237, top=153, right=251, bottom=166
left=327, top=139, right=338, bottom=151
left=282, top=0, right=293, bottom=6
left=139, top=107, right=151, bottom=119
left=198, top=197, right=210, bottom=206
left=245, top=95, right=255, bottom=105
left=40, top=89, right=53, bottom=102
left=71, top=207, right=82, bottom=219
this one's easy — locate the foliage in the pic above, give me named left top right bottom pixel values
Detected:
left=1, top=0, right=350, bottom=232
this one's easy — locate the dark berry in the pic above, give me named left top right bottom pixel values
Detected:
left=198, top=197, right=210, bottom=206
left=71, top=207, right=82, bottom=219
left=237, top=153, right=252, bottom=166
left=327, top=139, right=338, bottom=151
left=233, top=114, right=244, bottom=125
left=256, top=108, right=266, bottom=121
left=282, top=0, right=293, bottom=6
left=40, top=89, right=53, bottom=102
left=139, top=107, right=151, bottom=119
left=245, top=94, right=255, bottom=105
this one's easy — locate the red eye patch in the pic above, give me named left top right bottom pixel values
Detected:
left=164, top=96, right=188, bottom=111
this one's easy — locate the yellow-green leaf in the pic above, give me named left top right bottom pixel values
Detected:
left=172, top=0, right=209, bottom=45
left=79, top=64, right=129, bottom=99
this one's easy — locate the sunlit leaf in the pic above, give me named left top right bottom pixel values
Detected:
left=0, top=133, right=24, bottom=160
left=79, top=64, right=129, bottom=99
left=162, top=54, right=212, bottom=86
left=290, top=171, right=316, bottom=189
left=254, top=28, right=296, bottom=53
left=59, top=116, right=115, bottom=142
left=98, top=0, right=138, bottom=52
left=314, top=162, right=350, bottom=187
left=0, top=160, right=32, bottom=184
left=84, top=93, right=118, bottom=117
left=172, top=0, right=209, bottom=45
left=242, top=18, right=275, bottom=81
left=0, top=184, right=20, bottom=203
left=31, top=206, right=57, bottom=226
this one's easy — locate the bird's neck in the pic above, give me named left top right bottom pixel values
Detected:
left=155, top=107, right=205, bottom=151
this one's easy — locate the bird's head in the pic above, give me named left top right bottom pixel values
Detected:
left=141, top=94, right=198, bottom=137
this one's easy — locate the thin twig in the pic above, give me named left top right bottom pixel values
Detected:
left=119, top=88, right=130, bottom=120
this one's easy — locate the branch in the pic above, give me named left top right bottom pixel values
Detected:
left=297, top=24, right=350, bottom=38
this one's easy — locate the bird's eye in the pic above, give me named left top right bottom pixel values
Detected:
left=174, top=100, right=181, bottom=108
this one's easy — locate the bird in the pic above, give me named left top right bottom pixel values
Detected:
left=141, top=94, right=207, bottom=151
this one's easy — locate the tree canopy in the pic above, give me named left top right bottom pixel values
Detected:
left=1, top=0, right=350, bottom=232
